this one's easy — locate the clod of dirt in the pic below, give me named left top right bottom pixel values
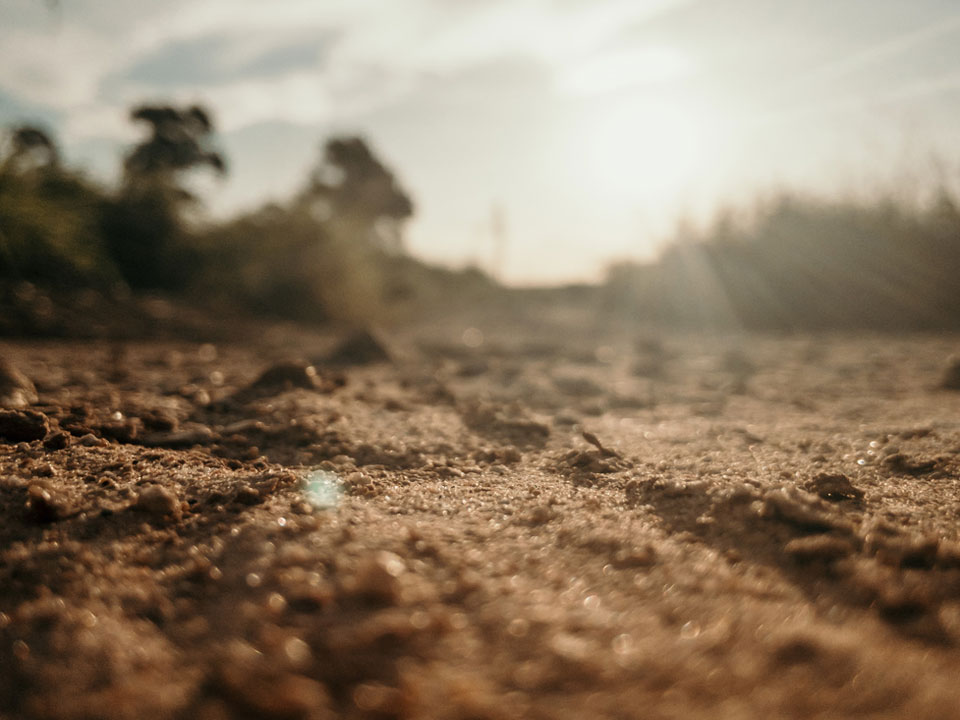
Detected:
left=139, top=408, right=179, bottom=432
left=785, top=534, right=855, bottom=563
left=557, top=448, right=629, bottom=476
left=42, top=431, right=70, bottom=450
left=760, top=486, right=852, bottom=532
left=135, top=484, right=182, bottom=519
left=98, top=417, right=142, bottom=443
left=234, top=484, right=263, bottom=506
left=250, top=361, right=323, bottom=392
left=345, top=551, right=406, bottom=603
left=461, top=402, right=550, bottom=449
left=882, top=453, right=938, bottom=475
left=941, top=356, right=960, bottom=390
left=0, top=409, right=49, bottom=442
left=805, top=472, right=865, bottom=502
left=25, top=482, right=70, bottom=523
left=0, top=358, right=38, bottom=408
left=327, top=328, right=392, bottom=366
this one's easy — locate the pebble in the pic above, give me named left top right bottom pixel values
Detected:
left=249, top=362, right=320, bottom=392
left=761, top=486, right=852, bottom=532
left=327, top=328, right=392, bottom=366
left=805, top=472, right=864, bottom=501
left=42, top=431, right=70, bottom=450
left=135, top=484, right=181, bottom=519
left=25, top=483, right=69, bottom=523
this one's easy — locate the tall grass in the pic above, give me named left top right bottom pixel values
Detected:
left=603, top=190, right=960, bottom=331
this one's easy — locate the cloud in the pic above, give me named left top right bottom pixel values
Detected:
left=0, top=0, right=697, bottom=141
left=107, top=32, right=334, bottom=91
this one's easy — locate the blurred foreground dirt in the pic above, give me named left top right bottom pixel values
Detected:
left=2, top=325, right=960, bottom=719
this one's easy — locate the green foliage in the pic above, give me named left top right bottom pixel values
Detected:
left=98, top=185, right=200, bottom=291
left=99, top=103, right=227, bottom=291
left=0, top=127, right=117, bottom=286
left=193, top=135, right=418, bottom=324
left=198, top=204, right=384, bottom=323
left=0, top=113, right=430, bottom=327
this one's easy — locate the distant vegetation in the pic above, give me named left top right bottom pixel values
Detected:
left=1, top=105, right=495, bottom=327
left=603, top=191, right=960, bottom=331
left=2, top=105, right=960, bottom=332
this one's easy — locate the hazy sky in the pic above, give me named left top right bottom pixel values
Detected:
left=3, top=0, right=960, bottom=283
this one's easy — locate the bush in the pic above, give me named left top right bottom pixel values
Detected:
left=604, top=190, right=960, bottom=331
left=0, top=166, right=118, bottom=286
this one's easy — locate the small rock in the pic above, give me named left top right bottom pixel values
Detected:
left=135, top=484, right=181, bottom=519
left=0, top=409, right=49, bottom=442
left=139, top=409, right=179, bottom=432
left=235, top=362, right=344, bottom=402
left=25, top=483, right=69, bottom=523
left=327, top=328, right=392, bottom=366
left=805, top=472, right=864, bottom=501
left=250, top=361, right=320, bottom=391
left=882, top=453, right=938, bottom=475
left=98, top=418, right=142, bottom=443
left=43, top=431, right=70, bottom=450
left=0, top=359, right=38, bottom=408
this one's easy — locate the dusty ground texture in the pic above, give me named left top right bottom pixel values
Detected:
left=2, top=326, right=960, bottom=719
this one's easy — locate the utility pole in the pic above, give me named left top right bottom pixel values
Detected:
left=490, top=203, right=507, bottom=282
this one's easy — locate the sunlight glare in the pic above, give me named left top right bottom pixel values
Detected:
left=573, top=93, right=709, bottom=206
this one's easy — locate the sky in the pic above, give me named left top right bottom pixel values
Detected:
left=2, top=0, right=960, bottom=284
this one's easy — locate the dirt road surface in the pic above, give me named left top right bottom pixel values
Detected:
left=2, top=329, right=960, bottom=719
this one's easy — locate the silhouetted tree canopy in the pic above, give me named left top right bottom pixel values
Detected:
left=123, top=103, right=226, bottom=185
left=300, top=135, right=413, bottom=251
left=99, top=103, right=226, bottom=291
left=2, top=125, right=60, bottom=173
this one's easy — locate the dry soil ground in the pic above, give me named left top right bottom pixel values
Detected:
left=2, top=327, right=960, bottom=719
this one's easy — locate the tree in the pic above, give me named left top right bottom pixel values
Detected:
left=101, top=103, right=226, bottom=290
left=123, top=104, right=225, bottom=192
left=298, top=135, right=413, bottom=253
left=2, top=125, right=60, bottom=174
left=0, top=125, right=115, bottom=285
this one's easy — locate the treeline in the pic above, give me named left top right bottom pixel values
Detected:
left=0, top=104, right=491, bottom=326
left=604, top=191, right=960, bottom=331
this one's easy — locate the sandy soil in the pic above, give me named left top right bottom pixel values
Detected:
left=2, top=326, right=960, bottom=719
